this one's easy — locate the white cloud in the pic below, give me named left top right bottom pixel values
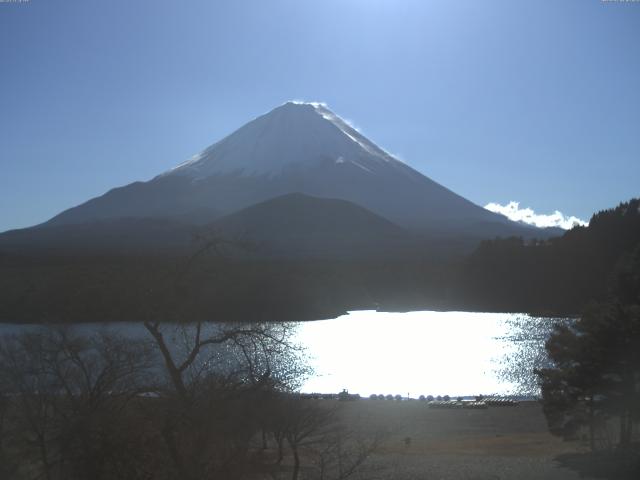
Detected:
left=484, top=201, right=588, bottom=230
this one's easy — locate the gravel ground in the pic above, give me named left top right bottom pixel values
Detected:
left=332, top=400, right=584, bottom=479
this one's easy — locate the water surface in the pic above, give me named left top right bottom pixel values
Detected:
left=0, top=310, right=562, bottom=397
left=295, top=310, right=557, bottom=397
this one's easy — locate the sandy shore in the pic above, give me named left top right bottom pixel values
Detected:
left=334, top=399, right=585, bottom=479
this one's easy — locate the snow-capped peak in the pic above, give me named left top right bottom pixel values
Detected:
left=163, top=102, right=399, bottom=178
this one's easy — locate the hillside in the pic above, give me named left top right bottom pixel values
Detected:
left=0, top=193, right=426, bottom=259
left=209, top=193, right=421, bottom=258
left=460, top=198, right=640, bottom=314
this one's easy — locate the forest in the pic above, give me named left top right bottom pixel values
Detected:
left=0, top=199, right=638, bottom=323
left=460, top=198, right=640, bottom=314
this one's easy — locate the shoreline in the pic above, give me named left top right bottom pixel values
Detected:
left=0, top=307, right=577, bottom=325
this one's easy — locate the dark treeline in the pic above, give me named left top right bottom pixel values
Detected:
left=0, top=198, right=638, bottom=323
left=0, top=253, right=457, bottom=324
left=460, top=198, right=640, bottom=314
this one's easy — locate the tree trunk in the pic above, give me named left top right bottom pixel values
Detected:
left=619, top=410, right=632, bottom=447
left=291, top=445, right=300, bottom=480
left=37, top=432, right=52, bottom=480
left=588, top=396, right=595, bottom=452
left=162, top=416, right=192, bottom=480
left=625, top=410, right=633, bottom=445
left=144, top=323, right=188, bottom=398
left=276, top=436, right=284, bottom=465
left=619, top=373, right=636, bottom=448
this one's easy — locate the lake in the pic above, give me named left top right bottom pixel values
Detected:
left=0, top=310, right=564, bottom=398
left=295, top=310, right=562, bottom=398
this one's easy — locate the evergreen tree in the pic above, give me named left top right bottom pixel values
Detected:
left=536, top=245, right=640, bottom=450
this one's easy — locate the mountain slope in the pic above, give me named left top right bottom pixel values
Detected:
left=0, top=194, right=423, bottom=258
left=43, top=102, right=550, bottom=240
left=209, top=193, right=419, bottom=258
left=0, top=217, right=196, bottom=254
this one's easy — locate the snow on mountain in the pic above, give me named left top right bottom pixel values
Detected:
left=162, top=102, right=402, bottom=178
left=39, top=101, right=554, bottom=241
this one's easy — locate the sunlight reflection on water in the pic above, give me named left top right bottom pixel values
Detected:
left=293, top=311, right=563, bottom=397
left=0, top=311, right=565, bottom=397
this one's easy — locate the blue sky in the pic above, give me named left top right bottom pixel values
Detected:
left=1, top=0, right=638, bottom=232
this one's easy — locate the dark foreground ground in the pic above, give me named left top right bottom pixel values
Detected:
left=329, top=400, right=586, bottom=480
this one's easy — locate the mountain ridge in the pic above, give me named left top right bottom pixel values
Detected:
left=29, top=102, right=556, bottom=247
left=209, top=192, right=420, bottom=258
left=0, top=193, right=425, bottom=259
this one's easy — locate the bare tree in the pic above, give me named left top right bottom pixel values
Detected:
left=0, top=234, right=378, bottom=480
left=262, top=395, right=383, bottom=480
left=312, top=426, right=383, bottom=480
left=0, top=328, right=154, bottom=480
left=132, top=234, right=312, bottom=478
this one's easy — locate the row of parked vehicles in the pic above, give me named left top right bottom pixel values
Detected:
left=299, top=390, right=519, bottom=406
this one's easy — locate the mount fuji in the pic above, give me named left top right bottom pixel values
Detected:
left=3, top=102, right=555, bottom=255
